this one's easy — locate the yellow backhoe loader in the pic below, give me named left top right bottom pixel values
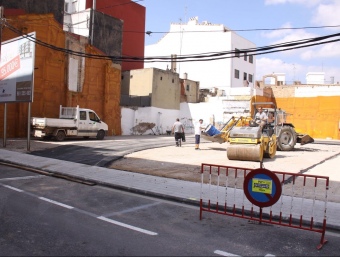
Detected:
left=201, top=102, right=314, bottom=162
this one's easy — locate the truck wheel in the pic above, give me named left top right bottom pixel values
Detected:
left=96, top=130, right=105, bottom=140
left=277, top=126, right=297, bottom=151
left=55, top=131, right=66, bottom=141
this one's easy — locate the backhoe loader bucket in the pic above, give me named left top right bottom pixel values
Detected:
left=201, top=132, right=226, bottom=144
left=297, top=134, right=314, bottom=145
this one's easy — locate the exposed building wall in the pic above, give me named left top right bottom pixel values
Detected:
left=63, top=8, right=123, bottom=69
left=91, top=11, right=123, bottom=65
left=86, top=0, right=146, bottom=71
left=0, top=0, right=65, bottom=24
left=0, top=14, right=121, bottom=138
left=145, top=17, right=256, bottom=89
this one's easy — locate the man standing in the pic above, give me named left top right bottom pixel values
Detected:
left=194, top=119, right=204, bottom=150
left=171, top=118, right=184, bottom=147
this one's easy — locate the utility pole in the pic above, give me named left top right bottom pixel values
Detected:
left=0, top=6, right=6, bottom=147
left=91, top=0, right=96, bottom=45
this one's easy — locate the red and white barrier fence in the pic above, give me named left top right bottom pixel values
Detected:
left=199, top=163, right=329, bottom=249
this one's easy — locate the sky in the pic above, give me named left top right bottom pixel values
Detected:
left=139, top=0, right=340, bottom=84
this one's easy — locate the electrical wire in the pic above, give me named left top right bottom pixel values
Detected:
left=142, top=24, right=340, bottom=35
left=3, top=20, right=340, bottom=63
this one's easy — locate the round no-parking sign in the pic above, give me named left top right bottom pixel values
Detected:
left=243, top=168, right=282, bottom=208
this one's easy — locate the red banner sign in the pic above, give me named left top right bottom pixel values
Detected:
left=0, top=55, right=21, bottom=80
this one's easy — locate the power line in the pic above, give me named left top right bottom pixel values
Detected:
left=3, top=20, right=340, bottom=63
left=142, top=24, right=340, bottom=35
left=62, top=10, right=340, bottom=34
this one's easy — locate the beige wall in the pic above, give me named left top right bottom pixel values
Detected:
left=152, top=69, right=180, bottom=109
left=127, top=68, right=180, bottom=110
left=129, top=69, right=153, bottom=96
left=182, top=79, right=200, bottom=103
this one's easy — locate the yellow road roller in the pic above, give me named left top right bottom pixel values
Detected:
left=226, top=125, right=277, bottom=162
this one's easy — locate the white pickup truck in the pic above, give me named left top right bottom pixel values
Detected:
left=31, top=105, right=108, bottom=141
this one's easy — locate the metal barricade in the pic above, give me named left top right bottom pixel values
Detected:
left=199, top=163, right=329, bottom=249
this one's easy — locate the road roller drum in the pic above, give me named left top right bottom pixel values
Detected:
left=227, top=144, right=263, bottom=162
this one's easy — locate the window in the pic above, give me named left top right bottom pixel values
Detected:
left=243, top=72, right=247, bottom=81
left=234, top=69, right=239, bottom=79
left=89, top=112, right=99, bottom=122
left=248, top=74, right=253, bottom=83
left=80, top=111, right=86, bottom=120
left=249, top=55, right=253, bottom=64
left=160, top=76, right=163, bottom=80
left=186, top=85, right=190, bottom=91
left=65, top=2, right=69, bottom=13
left=235, top=48, right=240, bottom=58
left=244, top=52, right=247, bottom=61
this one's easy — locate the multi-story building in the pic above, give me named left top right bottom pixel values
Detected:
left=1, top=0, right=146, bottom=72
left=144, top=16, right=256, bottom=90
left=64, top=0, right=145, bottom=71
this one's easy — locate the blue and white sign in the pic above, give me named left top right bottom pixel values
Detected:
left=243, top=168, right=282, bottom=208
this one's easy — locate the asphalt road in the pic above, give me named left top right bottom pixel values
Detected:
left=1, top=164, right=339, bottom=256
left=29, top=135, right=190, bottom=167
left=28, top=135, right=340, bottom=168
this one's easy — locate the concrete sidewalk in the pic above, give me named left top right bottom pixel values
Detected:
left=0, top=146, right=339, bottom=232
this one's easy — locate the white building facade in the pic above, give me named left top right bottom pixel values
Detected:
left=306, top=72, right=325, bottom=85
left=145, top=17, right=256, bottom=90
left=63, top=0, right=90, bottom=36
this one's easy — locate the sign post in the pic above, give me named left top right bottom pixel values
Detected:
left=0, top=6, right=5, bottom=147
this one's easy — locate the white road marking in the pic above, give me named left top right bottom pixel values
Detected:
left=214, top=250, right=241, bottom=256
left=97, top=216, right=158, bottom=236
left=3, top=185, right=23, bottom=192
left=39, top=197, right=74, bottom=209
left=1, top=183, right=159, bottom=236
left=0, top=175, right=45, bottom=181
left=214, top=251, right=275, bottom=257
left=103, top=202, right=161, bottom=217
